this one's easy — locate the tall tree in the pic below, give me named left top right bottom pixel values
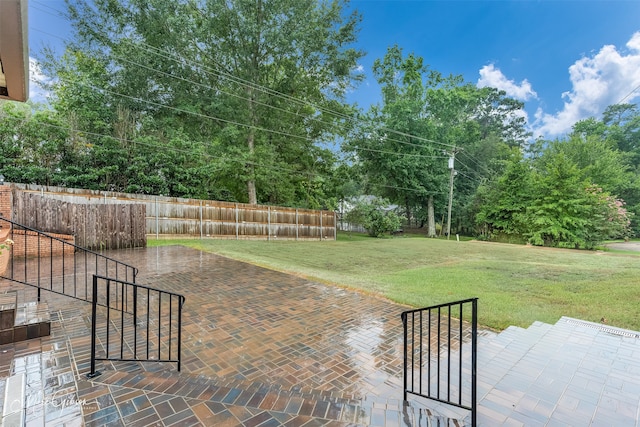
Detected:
left=474, top=151, right=532, bottom=238
left=477, top=133, right=633, bottom=248
left=347, top=46, right=528, bottom=236
left=40, top=0, right=364, bottom=205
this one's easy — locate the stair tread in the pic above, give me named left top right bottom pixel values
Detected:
left=0, top=291, right=17, bottom=312
left=13, top=302, right=50, bottom=326
left=2, top=372, right=25, bottom=418
left=86, top=366, right=466, bottom=426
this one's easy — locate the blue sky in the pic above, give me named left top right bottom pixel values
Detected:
left=27, top=0, right=640, bottom=139
left=346, top=0, right=640, bottom=138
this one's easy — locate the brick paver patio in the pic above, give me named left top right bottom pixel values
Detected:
left=3, top=246, right=466, bottom=426
left=1, top=245, right=640, bottom=426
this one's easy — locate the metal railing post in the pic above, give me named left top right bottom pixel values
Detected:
left=87, top=275, right=101, bottom=378
left=133, top=286, right=138, bottom=328
left=177, top=297, right=183, bottom=372
left=401, top=312, right=408, bottom=401
left=471, top=298, right=478, bottom=427
left=400, top=298, right=479, bottom=424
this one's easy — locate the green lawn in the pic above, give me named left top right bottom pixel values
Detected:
left=149, top=233, right=640, bottom=332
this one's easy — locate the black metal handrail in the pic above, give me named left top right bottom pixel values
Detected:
left=0, top=217, right=138, bottom=302
left=1, top=217, right=184, bottom=375
left=88, top=274, right=185, bottom=377
left=401, top=298, right=478, bottom=427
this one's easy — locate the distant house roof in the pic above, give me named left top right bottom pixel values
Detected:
left=0, top=0, right=29, bottom=102
left=340, top=195, right=398, bottom=213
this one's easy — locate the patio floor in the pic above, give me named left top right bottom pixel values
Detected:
left=1, top=245, right=639, bottom=426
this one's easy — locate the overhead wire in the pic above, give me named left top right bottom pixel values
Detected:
left=27, top=1, right=483, bottom=200
left=457, top=151, right=493, bottom=178
left=30, top=26, right=453, bottom=162
left=32, top=25, right=452, bottom=155
left=28, top=120, right=446, bottom=196
left=29, top=1, right=456, bottom=151
left=616, top=83, right=640, bottom=105
left=30, top=87, right=454, bottom=198
left=455, top=169, right=483, bottom=185
left=27, top=121, right=330, bottom=180
left=133, top=39, right=457, bottom=149
left=377, top=184, right=447, bottom=195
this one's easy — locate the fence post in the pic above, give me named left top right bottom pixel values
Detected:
left=87, top=275, right=101, bottom=378
left=235, top=203, right=239, bottom=240
left=268, top=206, right=271, bottom=241
left=319, top=211, right=323, bottom=241
left=334, top=211, right=337, bottom=240
left=295, top=209, right=299, bottom=241
left=155, top=197, right=159, bottom=239
left=199, top=200, right=203, bottom=240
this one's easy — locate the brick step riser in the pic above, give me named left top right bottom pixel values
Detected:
left=0, top=291, right=51, bottom=345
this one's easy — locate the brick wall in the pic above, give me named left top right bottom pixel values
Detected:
left=9, top=230, right=75, bottom=259
left=1, top=186, right=74, bottom=260
left=0, top=228, right=9, bottom=275
left=0, top=186, right=10, bottom=220
left=0, top=186, right=12, bottom=274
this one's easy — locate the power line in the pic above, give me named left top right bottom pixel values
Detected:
left=135, top=40, right=457, bottom=149
left=377, top=184, right=447, bottom=195
left=24, top=120, right=458, bottom=199
left=455, top=158, right=485, bottom=184
left=29, top=2, right=456, bottom=151
left=32, top=26, right=452, bottom=156
left=455, top=169, right=482, bottom=185
left=32, top=26, right=454, bottom=163
left=45, top=70, right=449, bottom=163
left=458, top=151, right=493, bottom=178
left=616, top=83, right=640, bottom=105
left=16, top=120, right=334, bottom=181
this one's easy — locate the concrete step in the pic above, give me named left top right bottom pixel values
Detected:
left=1, top=372, right=25, bottom=427
left=0, top=291, right=51, bottom=345
left=0, top=291, right=17, bottom=331
left=476, top=317, right=640, bottom=426
left=479, top=321, right=554, bottom=372
left=0, top=350, right=84, bottom=427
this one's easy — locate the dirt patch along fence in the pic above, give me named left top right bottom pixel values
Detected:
left=11, top=190, right=146, bottom=250
left=10, top=183, right=336, bottom=241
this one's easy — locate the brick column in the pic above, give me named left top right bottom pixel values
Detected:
left=0, top=186, right=11, bottom=220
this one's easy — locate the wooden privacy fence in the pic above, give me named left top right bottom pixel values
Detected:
left=10, top=183, right=336, bottom=241
left=149, top=199, right=335, bottom=240
left=12, top=191, right=146, bottom=250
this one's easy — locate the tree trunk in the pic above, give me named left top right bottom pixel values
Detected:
left=246, top=99, right=258, bottom=204
left=427, top=195, right=436, bottom=237
left=245, top=0, right=262, bottom=205
left=405, top=198, right=411, bottom=227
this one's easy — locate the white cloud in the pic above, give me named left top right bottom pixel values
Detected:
left=29, top=57, right=52, bottom=104
left=534, top=32, right=640, bottom=137
left=477, top=64, right=538, bottom=101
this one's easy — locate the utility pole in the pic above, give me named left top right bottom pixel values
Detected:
left=446, top=148, right=459, bottom=240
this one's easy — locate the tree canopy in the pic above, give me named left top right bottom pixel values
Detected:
left=0, top=1, right=638, bottom=248
left=34, top=0, right=364, bottom=207
left=346, top=46, right=528, bottom=237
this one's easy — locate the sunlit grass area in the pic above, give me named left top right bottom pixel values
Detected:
left=149, top=233, right=640, bottom=331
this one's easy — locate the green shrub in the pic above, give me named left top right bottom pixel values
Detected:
left=345, top=198, right=402, bottom=237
